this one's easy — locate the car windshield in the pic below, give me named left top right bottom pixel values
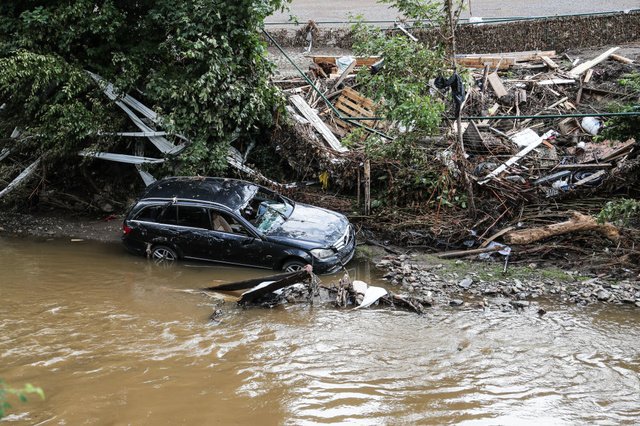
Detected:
left=242, top=189, right=294, bottom=234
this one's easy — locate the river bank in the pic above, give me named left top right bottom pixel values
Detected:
left=1, top=210, right=638, bottom=310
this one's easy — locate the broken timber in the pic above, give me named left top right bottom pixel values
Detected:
left=504, top=211, right=620, bottom=244
left=568, top=47, right=620, bottom=78
left=0, top=158, right=41, bottom=199
left=487, top=72, right=508, bottom=98
left=290, top=94, right=348, bottom=152
left=455, top=50, right=556, bottom=69
left=479, top=133, right=548, bottom=185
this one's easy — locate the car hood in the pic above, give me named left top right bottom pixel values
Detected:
left=265, top=203, right=348, bottom=246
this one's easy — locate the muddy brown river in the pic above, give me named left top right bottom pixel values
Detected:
left=1, top=237, right=639, bottom=424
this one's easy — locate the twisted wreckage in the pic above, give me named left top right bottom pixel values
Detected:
left=204, top=267, right=432, bottom=315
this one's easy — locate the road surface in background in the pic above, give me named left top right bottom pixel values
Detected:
left=267, top=0, right=639, bottom=24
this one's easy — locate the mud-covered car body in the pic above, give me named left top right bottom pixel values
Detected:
left=122, top=177, right=355, bottom=274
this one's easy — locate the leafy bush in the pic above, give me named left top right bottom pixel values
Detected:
left=598, top=198, right=640, bottom=226
left=0, top=1, right=290, bottom=174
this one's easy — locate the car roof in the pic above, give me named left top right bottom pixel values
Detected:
left=140, top=177, right=259, bottom=211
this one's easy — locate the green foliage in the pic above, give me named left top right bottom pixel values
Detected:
left=349, top=1, right=470, bottom=210
left=598, top=198, right=640, bottom=226
left=0, top=380, right=45, bottom=419
left=351, top=18, right=447, bottom=141
left=0, top=0, right=290, bottom=174
left=596, top=72, right=640, bottom=141
left=598, top=102, right=640, bottom=142
left=618, top=72, right=640, bottom=92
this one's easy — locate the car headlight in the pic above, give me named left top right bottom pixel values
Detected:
left=310, top=248, right=335, bottom=260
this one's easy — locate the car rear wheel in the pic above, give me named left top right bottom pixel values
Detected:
left=151, top=245, right=178, bottom=263
left=282, top=259, right=307, bottom=272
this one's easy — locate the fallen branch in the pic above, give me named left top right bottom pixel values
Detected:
left=504, top=211, right=620, bottom=245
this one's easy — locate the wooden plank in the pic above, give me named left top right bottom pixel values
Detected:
left=334, top=87, right=377, bottom=128
left=333, top=60, right=356, bottom=88
left=479, top=136, right=547, bottom=185
left=364, top=159, right=371, bottom=216
left=540, top=55, right=559, bottom=69
left=537, top=79, right=575, bottom=86
left=456, top=56, right=516, bottom=70
left=487, top=72, right=508, bottom=98
left=509, top=50, right=557, bottom=61
left=568, top=47, right=620, bottom=78
left=583, top=69, right=594, bottom=83
left=290, top=95, right=347, bottom=153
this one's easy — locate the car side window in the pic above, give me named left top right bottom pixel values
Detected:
left=159, top=205, right=210, bottom=229
left=209, top=210, right=252, bottom=237
left=135, top=205, right=163, bottom=222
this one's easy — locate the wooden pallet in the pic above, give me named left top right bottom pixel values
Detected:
left=334, top=87, right=377, bottom=130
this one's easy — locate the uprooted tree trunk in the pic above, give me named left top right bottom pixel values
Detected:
left=504, top=211, right=620, bottom=245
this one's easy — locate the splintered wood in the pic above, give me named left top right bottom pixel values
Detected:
left=455, top=50, right=556, bottom=69
left=290, top=95, right=348, bottom=152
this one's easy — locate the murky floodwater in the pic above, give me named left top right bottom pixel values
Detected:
left=1, top=237, right=639, bottom=425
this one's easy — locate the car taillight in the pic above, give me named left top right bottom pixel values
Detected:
left=122, top=223, right=132, bottom=235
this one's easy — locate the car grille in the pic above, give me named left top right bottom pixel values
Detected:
left=333, top=225, right=353, bottom=252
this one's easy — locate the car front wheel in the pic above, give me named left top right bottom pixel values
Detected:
left=151, top=245, right=178, bottom=263
left=282, top=259, right=308, bottom=272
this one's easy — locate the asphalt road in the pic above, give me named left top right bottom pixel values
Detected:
left=267, top=0, right=639, bottom=24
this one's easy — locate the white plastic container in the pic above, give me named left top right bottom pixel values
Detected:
left=581, top=117, right=603, bottom=135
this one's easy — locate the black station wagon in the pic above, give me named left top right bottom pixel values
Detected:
left=122, top=177, right=356, bottom=274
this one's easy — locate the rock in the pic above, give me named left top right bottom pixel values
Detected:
left=597, top=290, right=611, bottom=301
left=510, top=300, right=530, bottom=309
left=449, top=299, right=464, bottom=307
left=376, top=259, right=392, bottom=268
left=458, top=277, right=473, bottom=290
left=537, top=308, right=547, bottom=316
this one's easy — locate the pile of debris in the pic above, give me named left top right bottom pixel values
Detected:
left=459, top=47, right=639, bottom=204
left=272, top=46, right=638, bottom=202
left=269, top=45, right=640, bottom=271
left=205, top=268, right=432, bottom=315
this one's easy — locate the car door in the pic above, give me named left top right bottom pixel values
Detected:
left=157, top=204, right=226, bottom=261
left=205, top=209, right=283, bottom=269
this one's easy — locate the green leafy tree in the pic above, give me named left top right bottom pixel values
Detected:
left=0, top=0, right=289, bottom=175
